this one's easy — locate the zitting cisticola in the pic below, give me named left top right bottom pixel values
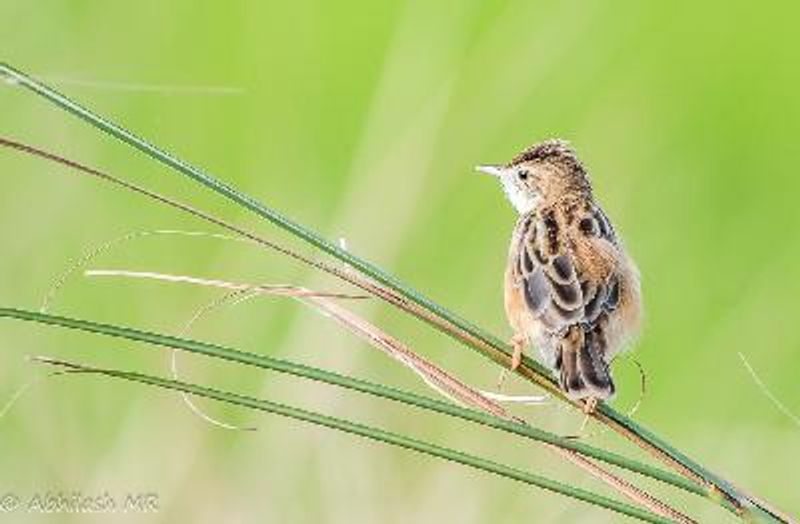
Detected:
left=478, top=139, right=641, bottom=405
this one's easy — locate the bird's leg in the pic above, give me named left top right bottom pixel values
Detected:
left=510, top=332, right=526, bottom=371
left=497, top=333, right=527, bottom=390
left=576, top=397, right=598, bottom=434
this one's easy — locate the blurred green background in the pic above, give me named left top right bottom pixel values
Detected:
left=2, top=0, right=799, bottom=522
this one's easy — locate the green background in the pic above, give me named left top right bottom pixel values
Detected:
left=1, top=0, right=799, bottom=521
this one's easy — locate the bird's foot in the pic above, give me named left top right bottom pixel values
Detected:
left=497, top=333, right=527, bottom=390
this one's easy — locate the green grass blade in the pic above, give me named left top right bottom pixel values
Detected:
left=0, top=306, right=705, bottom=500
left=38, top=358, right=673, bottom=524
left=0, top=63, right=533, bottom=371
left=0, top=62, right=784, bottom=522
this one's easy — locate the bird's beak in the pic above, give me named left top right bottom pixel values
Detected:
left=475, top=164, right=504, bottom=177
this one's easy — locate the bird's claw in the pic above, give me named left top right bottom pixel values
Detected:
left=498, top=334, right=526, bottom=390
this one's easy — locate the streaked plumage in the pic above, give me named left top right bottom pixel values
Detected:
left=478, top=139, right=641, bottom=403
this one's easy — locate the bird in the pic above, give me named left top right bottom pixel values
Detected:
left=477, top=139, right=641, bottom=410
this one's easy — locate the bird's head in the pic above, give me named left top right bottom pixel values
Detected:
left=477, top=139, right=591, bottom=214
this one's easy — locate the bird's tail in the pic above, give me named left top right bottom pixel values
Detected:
left=557, top=326, right=615, bottom=400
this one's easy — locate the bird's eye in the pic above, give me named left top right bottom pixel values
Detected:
left=517, top=170, right=529, bottom=181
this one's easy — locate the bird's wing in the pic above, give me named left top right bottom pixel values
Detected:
left=511, top=205, right=621, bottom=334
left=512, top=204, right=624, bottom=397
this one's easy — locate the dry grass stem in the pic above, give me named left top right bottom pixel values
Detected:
left=83, top=268, right=693, bottom=521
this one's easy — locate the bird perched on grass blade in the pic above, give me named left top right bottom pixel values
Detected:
left=477, top=139, right=641, bottom=410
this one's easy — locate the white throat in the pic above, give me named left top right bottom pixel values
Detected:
left=501, top=179, right=538, bottom=215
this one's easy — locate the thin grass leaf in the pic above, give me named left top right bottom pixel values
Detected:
left=170, top=287, right=262, bottom=432
left=738, top=352, right=800, bottom=429
left=0, top=65, right=561, bottom=388
left=30, top=355, right=674, bottom=524
left=0, top=134, right=749, bottom=520
left=79, top=268, right=695, bottom=521
left=0, top=65, right=790, bottom=522
left=0, top=307, right=706, bottom=499
left=84, top=270, right=366, bottom=301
